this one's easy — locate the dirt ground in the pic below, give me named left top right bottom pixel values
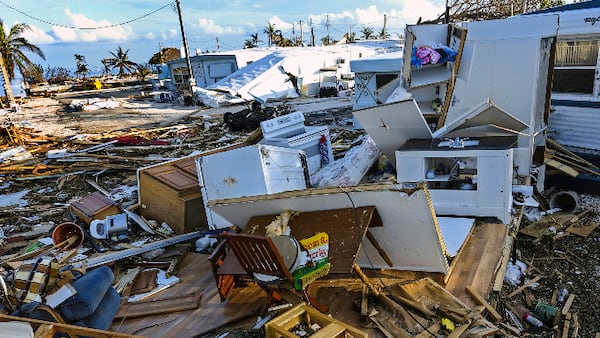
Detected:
left=1, top=92, right=600, bottom=337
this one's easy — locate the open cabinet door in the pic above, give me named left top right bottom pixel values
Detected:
left=438, top=25, right=468, bottom=127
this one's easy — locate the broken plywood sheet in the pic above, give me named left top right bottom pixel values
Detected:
left=433, top=99, right=528, bottom=139
left=209, top=184, right=449, bottom=274
left=353, top=100, right=432, bottom=167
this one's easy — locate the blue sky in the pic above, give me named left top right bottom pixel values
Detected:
left=1, top=0, right=446, bottom=72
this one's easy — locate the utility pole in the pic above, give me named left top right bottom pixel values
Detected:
left=326, top=14, right=331, bottom=44
left=299, top=20, right=304, bottom=46
left=158, top=42, right=163, bottom=63
left=382, top=14, right=387, bottom=38
left=175, top=0, right=195, bottom=89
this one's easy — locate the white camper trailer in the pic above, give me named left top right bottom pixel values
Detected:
left=526, top=1, right=600, bottom=157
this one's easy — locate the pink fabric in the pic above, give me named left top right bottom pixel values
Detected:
left=416, top=46, right=442, bottom=65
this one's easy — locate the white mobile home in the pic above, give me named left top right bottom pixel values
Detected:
left=526, top=1, right=600, bottom=157
left=350, top=51, right=404, bottom=110
left=167, top=54, right=238, bottom=91
left=355, top=14, right=559, bottom=222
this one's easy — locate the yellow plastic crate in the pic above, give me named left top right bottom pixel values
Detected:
left=265, top=303, right=368, bottom=338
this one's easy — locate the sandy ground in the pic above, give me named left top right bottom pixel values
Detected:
left=3, top=93, right=202, bottom=138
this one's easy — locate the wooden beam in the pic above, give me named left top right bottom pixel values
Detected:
left=561, top=294, right=576, bottom=316
left=466, top=286, right=502, bottom=322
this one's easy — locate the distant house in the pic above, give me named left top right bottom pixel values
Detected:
left=166, top=54, right=238, bottom=90
left=194, top=42, right=403, bottom=108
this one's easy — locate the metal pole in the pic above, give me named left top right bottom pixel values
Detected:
left=175, top=0, right=196, bottom=88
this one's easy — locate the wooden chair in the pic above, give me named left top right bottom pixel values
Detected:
left=208, top=232, right=327, bottom=314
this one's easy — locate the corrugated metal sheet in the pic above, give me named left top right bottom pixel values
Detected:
left=548, top=105, right=600, bottom=156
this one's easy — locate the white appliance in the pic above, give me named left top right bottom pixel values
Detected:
left=260, top=111, right=306, bottom=139
left=261, top=125, right=333, bottom=175
left=196, top=144, right=309, bottom=229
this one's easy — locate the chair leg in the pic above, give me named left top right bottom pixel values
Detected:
left=260, top=290, right=286, bottom=317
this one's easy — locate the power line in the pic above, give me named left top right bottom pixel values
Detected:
left=0, top=0, right=175, bottom=30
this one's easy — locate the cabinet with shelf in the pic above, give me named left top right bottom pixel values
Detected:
left=396, top=141, right=513, bottom=224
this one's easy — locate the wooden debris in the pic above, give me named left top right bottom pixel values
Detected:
left=561, top=294, right=576, bottom=316
left=115, top=292, right=202, bottom=319
left=353, top=263, right=418, bottom=330
left=360, top=284, right=369, bottom=318
left=562, top=312, right=572, bottom=338
left=414, top=323, right=440, bottom=338
left=507, top=275, right=542, bottom=298
left=466, top=286, right=502, bottom=322
left=566, top=222, right=599, bottom=237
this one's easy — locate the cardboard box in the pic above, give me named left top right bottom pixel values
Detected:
left=265, top=303, right=368, bottom=338
left=70, top=191, right=120, bottom=226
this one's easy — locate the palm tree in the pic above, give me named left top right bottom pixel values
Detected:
left=0, top=19, right=45, bottom=81
left=378, top=28, right=390, bottom=39
left=101, top=58, right=112, bottom=75
left=74, top=54, right=90, bottom=79
left=105, top=46, right=137, bottom=78
left=250, top=33, right=261, bottom=47
left=243, top=39, right=255, bottom=49
left=263, top=23, right=281, bottom=47
left=135, top=63, right=151, bottom=81
left=361, top=26, right=374, bottom=40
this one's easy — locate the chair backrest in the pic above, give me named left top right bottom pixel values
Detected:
left=221, top=233, right=294, bottom=282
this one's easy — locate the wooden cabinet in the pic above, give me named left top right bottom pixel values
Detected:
left=138, top=156, right=206, bottom=234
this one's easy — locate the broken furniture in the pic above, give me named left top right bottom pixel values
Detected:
left=208, top=206, right=381, bottom=307
left=209, top=232, right=324, bottom=313
left=137, top=144, right=243, bottom=234
left=209, top=184, right=450, bottom=273
left=396, top=137, right=515, bottom=224
left=69, top=191, right=120, bottom=226
left=196, top=144, right=309, bottom=229
left=265, top=302, right=368, bottom=338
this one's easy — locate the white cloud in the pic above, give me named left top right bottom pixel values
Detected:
left=145, top=32, right=156, bottom=40
left=18, top=24, right=55, bottom=44
left=51, top=8, right=135, bottom=42
left=197, top=18, right=244, bottom=35
left=161, top=29, right=179, bottom=40
left=355, top=5, right=381, bottom=25
left=399, top=0, right=445, bottom=23
left=267, top=16, right=293, bottom=32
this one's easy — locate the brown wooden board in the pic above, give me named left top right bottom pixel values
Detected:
left=111, top=252, right=266, bottom=337
left=115, top=292, right=202, bottom=319
left=243, top=206, right=381, bottom=274
left=444, top=223, right=508, bottom=307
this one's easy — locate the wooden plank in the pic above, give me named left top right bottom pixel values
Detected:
left=544, top=158, right=579, bottom=177
left=115, top=292, right=202, bottom=319
left=465, top=286, right=502, bottom=322
left=0, top=313, right=142, bottom=338
left=562, top=312, right=571, bottom=338
left=561, top=294, right=576, bottom=316
left=439, top=26, right=467, bottom=127
left=445, top=223, right=508, bottom=307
